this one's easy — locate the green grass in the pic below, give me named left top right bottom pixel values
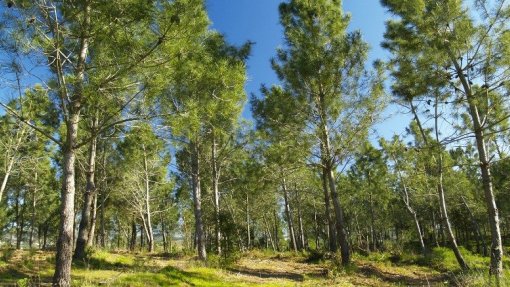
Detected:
left=2, top=248, right=510, bottom=286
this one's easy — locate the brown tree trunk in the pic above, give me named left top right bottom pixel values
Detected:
left=282, top=178, right=297, bottom=252
left=53, top=113, right=80, bottom=286
left=321, top=166, right=337, bottom=252
left=52, top=1, right=90, bottom=284
left=448, top=49, right=502, bottom=278
left=74, top=129, right=98, bottom=260
left=191, top=141, right=206, bottom=260
left=29, top=172, right=38, bottom=249
left=296, top=188, right=306, bottom=250
left=88, top=193, right=97, bottom=247
left=273, top=209, right=280, bottom=251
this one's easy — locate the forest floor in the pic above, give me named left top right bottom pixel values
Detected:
left=0, top=248, right=506, bottom=286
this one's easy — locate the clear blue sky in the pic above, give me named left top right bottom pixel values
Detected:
left=205, top=0, right=411, bottom=140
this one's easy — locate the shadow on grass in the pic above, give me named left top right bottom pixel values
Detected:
left=358, top=264, right=450, bottom=286
left=115, top=265, right=224, bottom=286
left=227, top=266, right=305, bottom=282
left=73, top=256, right=133, bottom=271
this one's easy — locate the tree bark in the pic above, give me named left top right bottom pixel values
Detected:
left=53, top=2, right=90, bottom=284
left=246, top=193, right=251, bottom=249
left=0, top=125, right=26, bottom=203
left=282, top=178, right=297, bottom=252
left=318, top=96, right=350, bottom=264
left=29, top=172, right=38, bottom=249
left=191, top=141, right=206, bottom=260
left=296, top=188, right=306, bottom=251
left=211, top=131, right=221, bottom=255
left=321, top=166, right=337, bottom=252
left=74, top=126, right=98, bottom=260
left=448, top=49, right=502, bottom=278
left=88, top=193, right=97, bottom=247
left=53, top=114, right=79, bottom=286
left=142, top=144, right=154, bottom=253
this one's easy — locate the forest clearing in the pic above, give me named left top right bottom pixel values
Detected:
left=0, top=0, right=509, bottom=286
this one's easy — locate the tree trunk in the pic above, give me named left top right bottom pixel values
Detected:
left=29, top=172, right=38, bottom=249
left=53, top=2, right=90, bottom=283
left=392, top=154, right=426, bottom=255
left=246, top=193, right=251, bottom=249
left=53, top=113, right=79, bottom=286
left=321, top=166, right=337, bottom=252
left=162, top=219, right=168, bottom=253
left=433, top=95, right=468, bottom=270
left=273, top=209, right=280, bottom=251
left=130, top=220, right=136, bottom=252
left=296, top=188, right=306, bottom=251
left=448, top=49, right=502, bottom=278
left=142, top=145, right=154, bottom=253
left=211, top=132, right=221, bottom=255
left=88, top=193, right=98, bottom=247
left=282, top=178, right=297, bottom=252
left=432, top=211, right=440, bottom=247
left=75, top=129, right=98, bottom=260
left=191, top=141, right=206, bottom=260
left=99, top=186, right=106, bottom=249
left=0, top=125, right=26, bottom=203
left=318, top=90, right=349, bottom=264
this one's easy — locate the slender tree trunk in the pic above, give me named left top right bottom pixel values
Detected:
left=75, top=128, right=98, bottom=260
left=99, top=187, right=106, bottom=249
left=273, top=209, right=280, bottom=251
left=88, top=193, right=97, bottom=247
left=313, top=208, right=320, bottom=250
left=162, top=219, right=168, bottom=253
left=211, top=132, right=221, bottom=255
left=320, top=119, right=350, bottom=263
left=142, top=145, right=154, bottom=253
left=296, top=188, right=306, bottom=251
left=191, top=141, right=206, bottom=260
left=326, top=163, right=350, bottom=264
left=29, top=172, right=38, bottom=249
left=448, top=50, right=502, bottom=278
left=432, top=211, right=440, bottom=247
left=263, top=216, right=276, bottom=251
left=246, top=193, right=251, bottom=249
left=0, top=125, right=26, bottom=203
left=392, top=154, right=426, bottom=254
left=369, top=190, right=375, bottom=251
left=433, top=95, right=468, bottom=270
left=130, top=220, right=136, bottom=252
left=318, top=90, right=349, bottom=264
left=282, top=178, right=297, bottom=252
left=321, top=166, right=337, bottom=252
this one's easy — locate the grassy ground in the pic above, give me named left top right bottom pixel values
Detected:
left=0, top=247, right=507, bottom=286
